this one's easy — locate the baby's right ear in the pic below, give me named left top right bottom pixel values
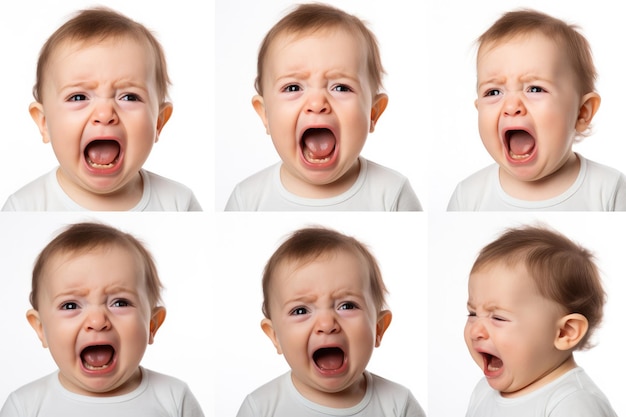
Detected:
left=252, top=95, right=270, bottom=135
left=29, top=102, right=51, bottom=144
left=260, top=318, right=282, bottom=355
left=26, top=309, right=48, bottom=348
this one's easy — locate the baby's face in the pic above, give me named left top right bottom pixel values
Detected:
left=31, top=36, right=171, bottom=208
left=464, top=261, right=569, bottom=398
left=253, top=28, right=387, bottom=198
left=262, top=250, right=389, bottom=406
left=475, top=33, right=589, bottom=189
left=27, top=245, right=163, bottom=396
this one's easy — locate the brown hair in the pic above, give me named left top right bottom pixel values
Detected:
left=477, top=9, right=596, bottom=95
left=262, top=227, right=387, bottom=318
left=33, top=7, right=171, bottom=103
left=471, top=225, right=605, bottom=350
left=254, top=3, right=385, bottom=96
left=31, top=222, right=163, bottom=311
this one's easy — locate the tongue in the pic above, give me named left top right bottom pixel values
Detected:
left=81, top=345, right=114, bottom=367
left=303, top=129, right=336, bottom=159
left=508, top=131, right=535, bottom=155
left=314, top=348, right=344, bottom=370
left=86, top=140, right=120, bottom=165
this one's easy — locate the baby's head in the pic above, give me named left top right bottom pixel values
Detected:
left=475, top=9, right=601, bottom=187
left=260, top=227, right=392, bottom=406
left=465, top=225, right=605, bottom=397
left=252, top=3, right=389, bottom=198
left=27, top=222, right=166, bottom=397
left=30, top=7, right=173, bottom=209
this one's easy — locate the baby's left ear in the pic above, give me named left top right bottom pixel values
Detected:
left=575, top=92, right=601, bottom=133
left=148, top=306, right=167, bottom=344
left=375, top=310, right=392, bottom=347
left=369, top=93, right=388, bottom=133
left=554, top=313, right=588, bottom=351
left=155, top=102, right=173, bottom=142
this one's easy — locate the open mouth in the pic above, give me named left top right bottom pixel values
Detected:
left=313, top=347, right=345, bottom=371
left=505, top=129, right=535, bottom=160
left=301, top=128, right=337, bottom=164
left=84, top=140, right=121, bottom=169
left=481, top=352, right=503, bottom=376
left=81, top=345, right=115, bottom=371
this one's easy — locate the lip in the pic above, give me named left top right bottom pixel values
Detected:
left=310, top=343, right=349, bottom=376
left=500, top=126, right=538, bottom=165
left=78, top=342, right=118, bottom=376
left=81, top=136, right=125, bottom=175
left=297, top=124, right=339, bottom=169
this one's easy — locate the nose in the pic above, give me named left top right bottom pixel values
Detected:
left=315, top=310, right=340, bottom=334
left=502, top=92, right=526, bottom=117
left=306, top=90, right=330, bottom=114
left=84, top=307, right=111, bottom=332
left=91, top=98, right=119, bottom=125
left=467, top=317, right=488, bottom=341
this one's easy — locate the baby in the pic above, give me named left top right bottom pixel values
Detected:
left=464, top=225, right=617, bottom=416
left=0, top=222, right=204, bottom=416
left=448, top=9, right=626, bottom=211
left=225, top=3, right=421, bottom=211
left=2, top=7, right=201, bottom=211
left=236, top=227, right=425, bottom=416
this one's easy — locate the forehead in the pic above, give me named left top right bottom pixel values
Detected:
left=478, top=32, right=566, bottom=67
left=273, top=249, right=370, bottom=287
left=468, top=260, right=537, bottom=298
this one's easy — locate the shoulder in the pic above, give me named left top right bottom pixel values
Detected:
left=448, top=165, right=498, bottom=211
left=224, top=164, right=282, bottom=211
left=547, top=368, right=617, bottom=416
left=367, top=372, right=426, bottom=416
left=2, top=169, right=61, bottom=211
left=1, top=373, right=58, bottom=414
left=237, top=373, right=292, bottom=417
left=140, top=170, right=202, bottom=211
left=359, top=159, right=422, bottom=211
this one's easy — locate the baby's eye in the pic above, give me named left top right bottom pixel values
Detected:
left=283, top=84, right=301, bottom=93
left=61, top=302, right=79, bottom=310
left=289, top=306, right=308, bottom=316
left=528, top=86, right=545, bottom=93
left=332, top=84, right=352, bottom=93
left=68, top=94, right=88, bottom=102
left=339, top=302, right=357, bottom=310
left=484, top=89, right=502, bottom=97
left=467, top=311, right=477, bottom=318
left=120, top=93, right=140, bottom=102
left=111, top=299, right=131, bottom=308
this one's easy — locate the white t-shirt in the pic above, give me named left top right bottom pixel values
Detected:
left=466, top=367, right=617, bottom=417
left=447, top=154, right=626, bottom=211
left=2, top=168, right=202, bottom=211
left=225, top=157, right=422, bottom=211
left=0, top=368, right=204, bottom=417
left=236, top=371, right=426, bottom=417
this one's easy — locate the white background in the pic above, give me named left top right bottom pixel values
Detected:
left=0, top=0, right=213, bottom=210
left=1, top=1, right=626, bottom=417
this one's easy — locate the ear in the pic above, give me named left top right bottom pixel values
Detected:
left=29, top=102, right=50, bottom=144
left=375, top=310, right=392, bottom=347
left=252, top=95, right=270, bottom=135
left=261, top=318, right=283, bottom=355
left=155, top=102, right=173, bottom=143
left=369, top=93, right=388, bottom=133
left=575, top=92, right=601, bottom=133
left=148, top=306, right=167, bottom=344
left=26, top=309, right=48, bottom=348
left=554, top=313, right=589, bottom=351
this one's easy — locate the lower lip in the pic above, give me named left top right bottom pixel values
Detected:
left=299, top=146, right=339, bottom=169
left=314, top=358, right=349, bottom=377
left=83, top=153, right=125, bottom=176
